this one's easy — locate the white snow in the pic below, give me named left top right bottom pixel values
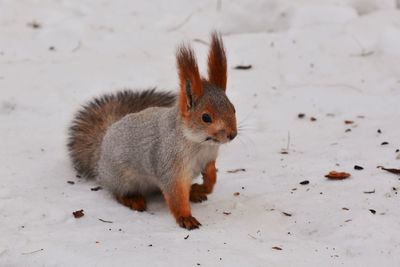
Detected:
left=1, top=0, right=400, bottom=266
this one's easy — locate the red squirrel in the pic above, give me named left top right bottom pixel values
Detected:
left=68, top=32, right=237, bottom=230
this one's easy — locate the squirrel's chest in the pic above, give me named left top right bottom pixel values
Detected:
left=183, top=145, right=218, bottom=179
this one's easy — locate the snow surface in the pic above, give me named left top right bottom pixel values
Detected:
left=1, top=0, right=400, bottom=266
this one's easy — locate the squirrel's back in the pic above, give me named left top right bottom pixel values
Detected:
left=67, top=89, right=176, bottom=178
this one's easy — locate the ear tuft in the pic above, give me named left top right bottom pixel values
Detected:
left=208, top=32, right=227, bottom=91
left=176, top=44, right=202, bottom=115
left=185, top=79, right=193, bottom=109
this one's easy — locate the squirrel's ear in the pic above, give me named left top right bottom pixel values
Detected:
left=176, top=44, right=202, bottom=115
left=207, top=32, right=227, bottom=91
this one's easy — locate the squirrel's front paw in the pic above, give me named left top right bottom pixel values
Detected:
left=190, top=183, right=208, bottom=203
left=177, top=216, right=201, bottom=230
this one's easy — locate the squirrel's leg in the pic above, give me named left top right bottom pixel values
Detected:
left=116, top=194, right=147, bottom=212
left=190, top=160, right=216, bottom=203
left=163, top=178, right=201, bottom=230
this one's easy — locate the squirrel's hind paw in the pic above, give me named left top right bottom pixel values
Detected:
left=190, top=183, right=208, bottom=203
left=116, top=194, right=147, bottom=212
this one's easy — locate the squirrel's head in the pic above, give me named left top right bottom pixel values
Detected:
left=177, top=32, right=237, bottom=145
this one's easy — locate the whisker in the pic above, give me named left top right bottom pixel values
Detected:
left=234, top=134, right=246, bottom=147
left=238, top=126, right=256, bottom=132
left=238, top=109, right=255, bottom=125
left=236, top=131, right=256, bottom=150
left=238, top=122, right=253, bottom=128
left=237, top=125, right=257, bottom=134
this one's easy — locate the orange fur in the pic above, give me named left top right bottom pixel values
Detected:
left=202, top=106, right=222, bottom=135
left=176, top=45, right=203, bottom=117
left=208, top=32, right=227, bottom=90
left=190, top=161, right=217, bottom=203
left=199, top=101, right=237, bottom=143
left=202, top=161, right=217, bottom=193
left=163, top=177, right=201, bottom=229
left=163, top=178, right=192, bottom=219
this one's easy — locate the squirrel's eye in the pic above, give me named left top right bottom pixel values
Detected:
left=202, top=113, right=212, bottom=123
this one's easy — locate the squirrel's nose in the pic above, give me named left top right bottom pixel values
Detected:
left=227, top=131, right=237, bottom=141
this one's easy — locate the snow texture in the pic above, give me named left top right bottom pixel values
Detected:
left=1, top=0, right=400, bottom=266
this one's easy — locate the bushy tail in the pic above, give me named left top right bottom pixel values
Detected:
left=67, top=89, right=176, bottom=178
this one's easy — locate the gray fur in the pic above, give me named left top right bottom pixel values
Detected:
left=67, top=89, right=176, bottom=179
left=97, top=104, right=219, bottom=196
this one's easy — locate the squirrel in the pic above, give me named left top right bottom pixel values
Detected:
left=67, top=32, right=237, bottom=230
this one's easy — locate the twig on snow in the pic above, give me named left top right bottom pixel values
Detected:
left=22, top=248, right=44, bottom=255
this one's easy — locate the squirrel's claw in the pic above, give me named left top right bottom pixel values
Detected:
left=177, top=216, right=201, bottom=230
